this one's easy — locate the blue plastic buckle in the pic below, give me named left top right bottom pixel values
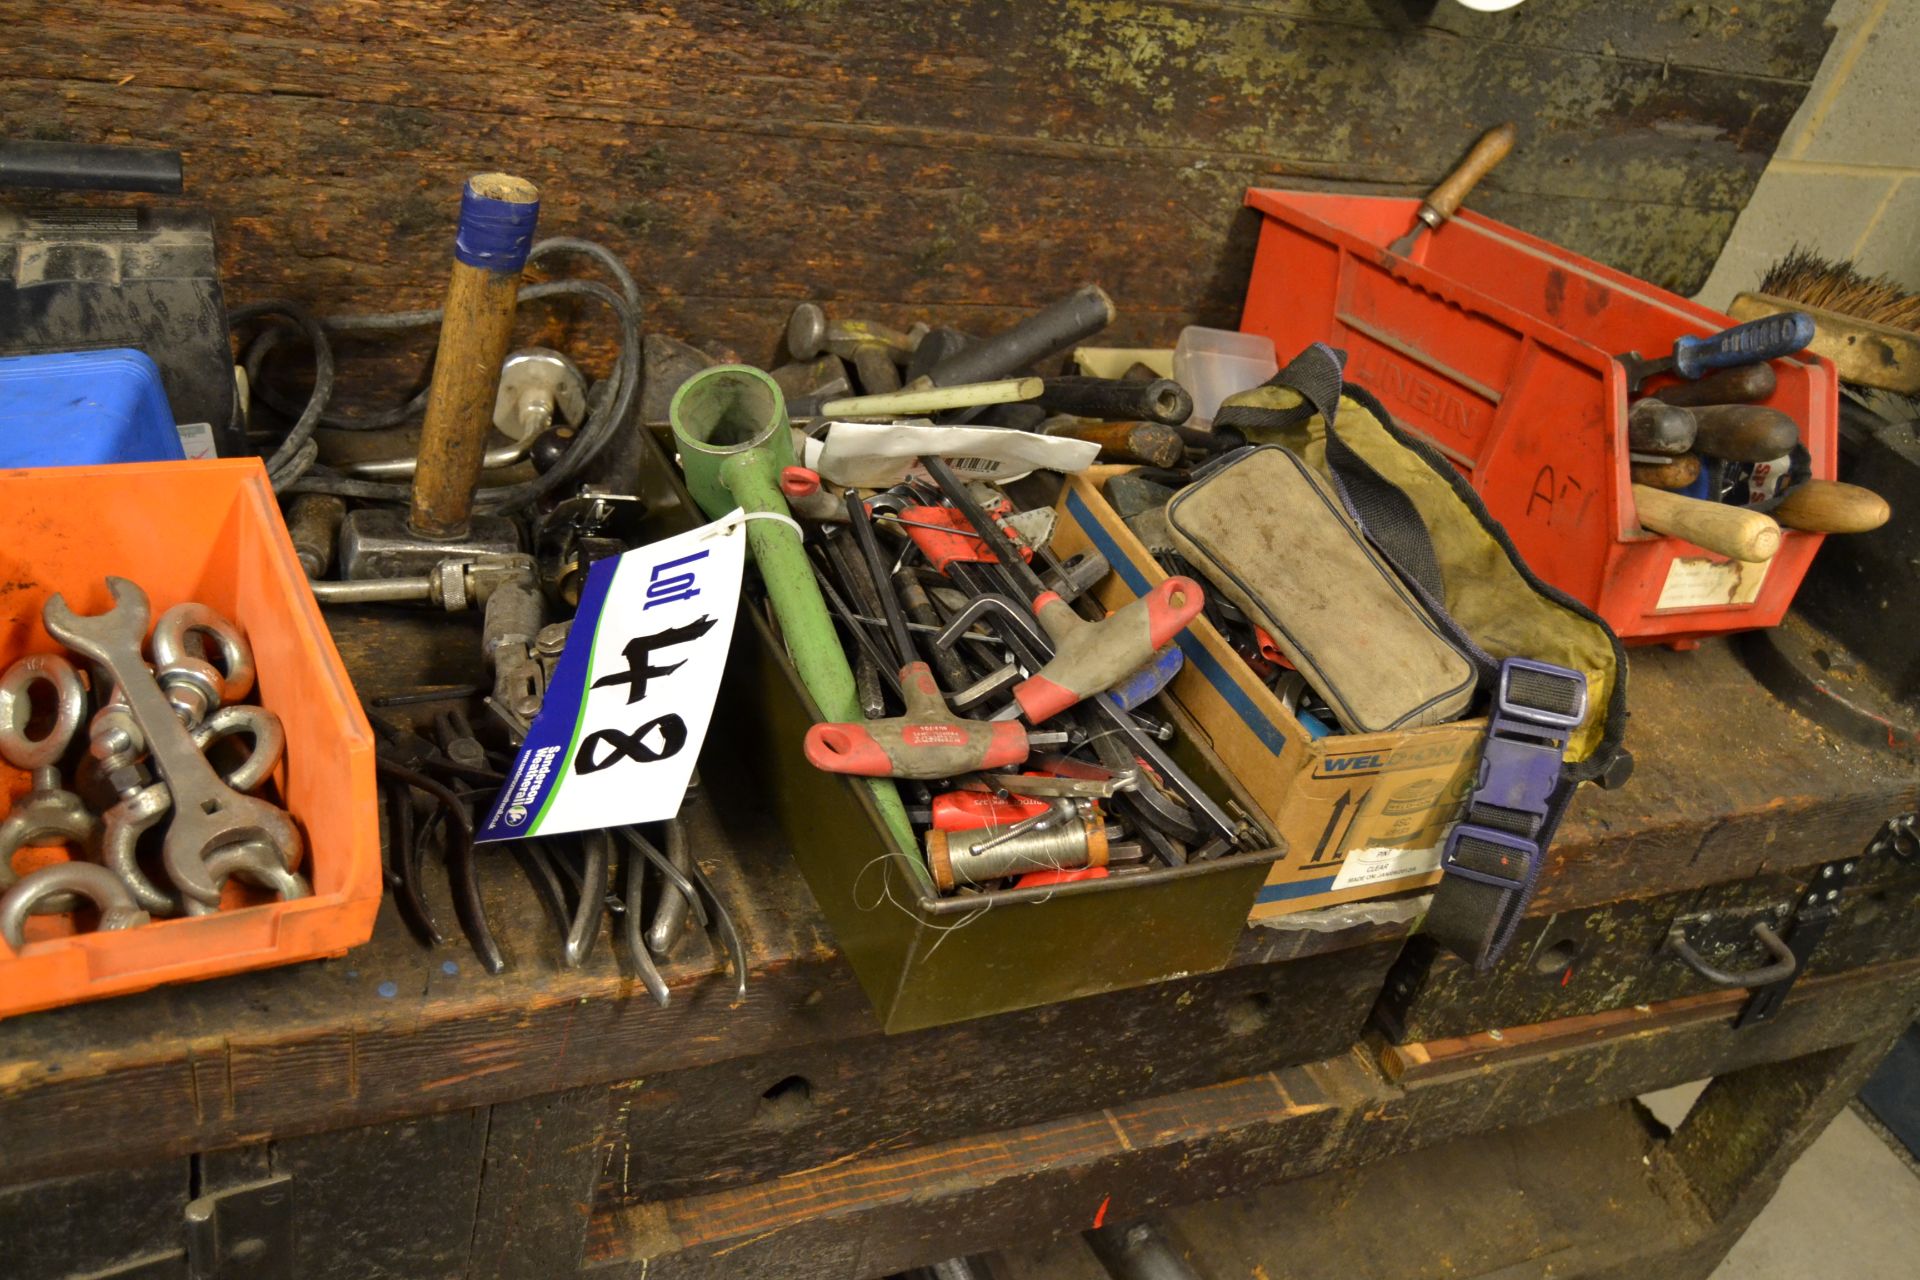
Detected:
left=1474, top=734, right=1565, bottom=826
left=1440, top=824, right=1538, bottom=891
left=1491, top=658, right=1588, bottom=741
left=1468, top=657, right=1587, bottom=827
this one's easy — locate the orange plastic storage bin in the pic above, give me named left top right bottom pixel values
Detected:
left=0, top=459, right=378, bottom=1017
left=1239, top=189, right=1839, bottom=644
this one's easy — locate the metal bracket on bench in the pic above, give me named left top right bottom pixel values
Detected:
left=1664, top=918, right=1798, bottom=989
left=185, top=1173, right=294, bottom=1280
left=1736, top=814, right=1910, bottom=1028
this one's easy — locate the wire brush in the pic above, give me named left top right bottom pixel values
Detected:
left=1760, top=247, right=1920, bottom=334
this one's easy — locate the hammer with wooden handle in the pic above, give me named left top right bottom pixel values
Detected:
left=409, top=173, right=540, bottom=540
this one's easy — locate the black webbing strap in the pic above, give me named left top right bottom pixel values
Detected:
left=1426, top=660, right=1588, bottom=969
left=1215, top=344, right=1602, bottom=969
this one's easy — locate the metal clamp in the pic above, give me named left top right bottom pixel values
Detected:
left=1664, top=919, right=1798, bottom=988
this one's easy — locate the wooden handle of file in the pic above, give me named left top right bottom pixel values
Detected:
left=1771, top=480, right=1891, bottom=534
left=1424, top=123, right=1517, bottom=221
left=1632, top=484, right=1781, bottom=562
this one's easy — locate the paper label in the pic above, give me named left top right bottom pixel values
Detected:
left=1332, top=838, right=1444, bottom=890
left=1747, top=454, right=1792, bottom=503
left=1326, top=755, right=1470, bottom=890
left=175, top=421, right=218, bottom=460
left=805, top=419, right=1099, bottom=488
left=477, top=512, right=746, bottom=842
left=1657, top=555, right=1770, bottom=610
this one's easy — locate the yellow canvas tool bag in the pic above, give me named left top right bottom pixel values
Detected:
left=1211, top=343, right=1630, bottom=968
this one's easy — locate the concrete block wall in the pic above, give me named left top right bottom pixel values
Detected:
left=1697, top=0, right=1920, bottom=309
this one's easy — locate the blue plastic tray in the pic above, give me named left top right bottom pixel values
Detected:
left=0, top=348, right=186, bottom=467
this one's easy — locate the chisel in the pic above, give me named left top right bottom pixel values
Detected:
left=1643, top=361, right=1776, bottom=408
left=1691, top=404, right=1802, bottom=463
left=1386, top=123, right=1517, bottom=258
left=1615, top=313, right=1815, bottom=394
left=1632, top=484, right=1781, bottom=562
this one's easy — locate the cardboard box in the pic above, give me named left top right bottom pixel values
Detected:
left=1052, top=467, right=1486, bottom=920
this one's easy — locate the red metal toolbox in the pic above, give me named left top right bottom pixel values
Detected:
left=1239, top=189, right=1839, bottom=645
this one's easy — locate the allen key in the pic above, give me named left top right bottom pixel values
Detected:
left=933, top=592, right=1242, bottom=850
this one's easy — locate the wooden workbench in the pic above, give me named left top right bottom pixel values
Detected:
left=1, top=623, right=1914, bottom=1279
left=0, top=5, right=1900, bottom=1276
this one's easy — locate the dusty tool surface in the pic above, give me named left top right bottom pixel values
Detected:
left=0, top=3, right=1838, bottom=358
left=0, top=594, right=1915, bottom=1280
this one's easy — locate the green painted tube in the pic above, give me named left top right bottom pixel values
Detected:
left=669, top=366, right=918, bottom=857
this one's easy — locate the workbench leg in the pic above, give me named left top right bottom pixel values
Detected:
left=1649, top=1003, right=1920, bottom=1280
left=466, top=1084, right=613, bottom=1279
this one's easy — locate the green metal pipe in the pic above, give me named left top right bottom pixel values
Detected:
left=669, top=365, right=916, bottom=856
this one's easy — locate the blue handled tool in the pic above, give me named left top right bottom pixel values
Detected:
left=1615, top=312, right=1815, bottom=393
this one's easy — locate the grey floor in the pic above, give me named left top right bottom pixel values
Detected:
left=1643, top=1086, right=1920, bottom=1278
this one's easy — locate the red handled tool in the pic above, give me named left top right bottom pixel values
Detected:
left=891, top=503, right=1031, bottom=573
left=932, top=788, right=1053, bottom=831
left=805, top=663, right=1027, bottom=778
left=921, top=456, right=1204, bottom=724
left=803, top=489, right=1031, bottom=780
left=1015, top=578, right=1202, bottom=723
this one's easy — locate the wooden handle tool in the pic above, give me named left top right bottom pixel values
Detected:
left=410, top=173, right=540, bottom=539
left=1633, top=484, right=1781, bottom=562
left=1630, top=453, right=1700, bottom=490
left=1042, top=417, right=1185, bottom=468
left=1691, top=404, right=1801, bottom=463
left=1643, top=361, right=1776, bottom=407
left=1387, top=122, right=1516, bottom=255
left=1627, top=399, right=1697, bottom=455
left=1771, top=480, right=1891, bottom=534
left=1615, top=313, right=1813, bottom=394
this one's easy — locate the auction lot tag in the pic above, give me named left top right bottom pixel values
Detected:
left=478, top=512, right=747, bottom=842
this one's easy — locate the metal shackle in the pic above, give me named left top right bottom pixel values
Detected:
left=182, top=842, right=310, bottom=917
left=101, top=782, right=178, bottom=915
left=190, top=705, right=286, bottom=794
